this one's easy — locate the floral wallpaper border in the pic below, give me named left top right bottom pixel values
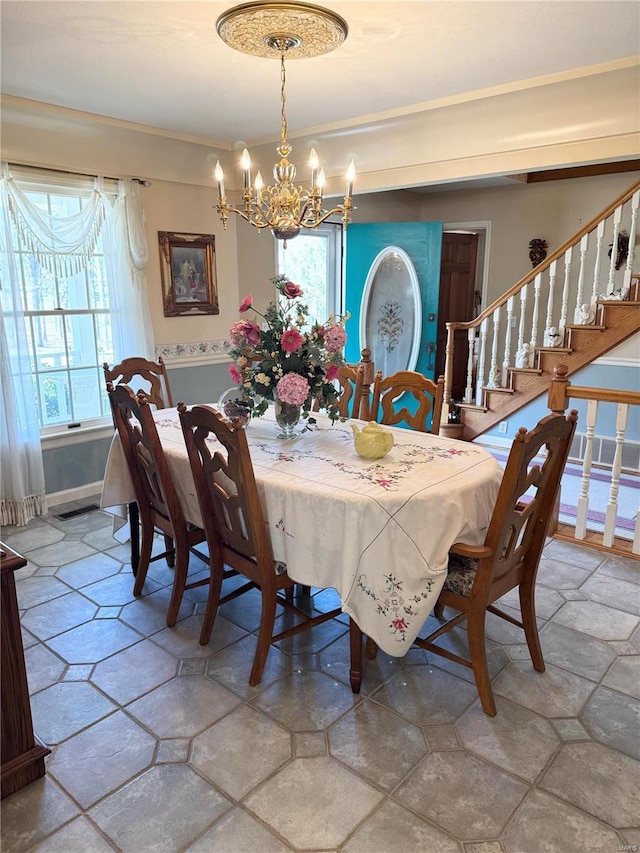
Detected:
left=155, top=339, right=231, bottom=366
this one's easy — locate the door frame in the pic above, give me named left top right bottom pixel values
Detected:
left=442, top=220, right=492, bottom=312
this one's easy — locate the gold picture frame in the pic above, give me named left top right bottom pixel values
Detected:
left=159, top=231, right=219, bottom=317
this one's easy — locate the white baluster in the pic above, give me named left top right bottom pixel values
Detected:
left=575, top=234, right=589, bottom=321
left=465, top=327, right=475, bottom=403
left=559, top=247, right=572, bottom=334
left=502, top=296, right=514, bottom=378
left=603, top=403, right=629, bottom=548
left=529, top=273, right=542, bottom=351
left=623, top=190, right=639, bottom=291
left=516, top=283, right=529, bottom=354
left=575, top=399, right=598, bottom=540
left=591, top=220, right=606, bottom=300
left=544, top=260, right=557, bottom=340
left=476, top=318, right=488, bottom=404
left=605, top=205, right=623, bottom=296
left=486, top=308, right=502, bottom=388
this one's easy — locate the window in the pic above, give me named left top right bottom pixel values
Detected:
left=276, top=223, right=342, bottom=324
left=8, top=183, right=116, bottom=432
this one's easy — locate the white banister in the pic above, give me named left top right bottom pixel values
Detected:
left=503, top=296, right=514, bottom=378
left=575, top=399, right=598, bottom=540
left=603, top=403, right=629, bottom=547
left=575, top=234, right=589, bottom=321
left=475, top=318, right=488, bottom=404
left=465, top=327, right=475, bottom=403
left=529, top=273, right=542, bottom=351
left=544, top=260, right=557, bottom=340
left=591, top=220, right=606, bottom=300
left=516, top=283, right=529, bottom=355
left=486, top=307, right=502, bottom=388
left=623, top=190, right=639, bottom=290
left=559, top=246, right=572, bottom=334
left=605, top=205, right=623, bottom=296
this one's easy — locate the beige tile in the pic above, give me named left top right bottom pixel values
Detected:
left=492, top=662, right=594, bottom=717
left=0, top=778, right=79, bottom=853
left=342, top=799, right=461, bottom=853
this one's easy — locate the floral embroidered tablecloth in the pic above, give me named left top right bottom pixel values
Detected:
left=101, top=406, right=502, bottom=656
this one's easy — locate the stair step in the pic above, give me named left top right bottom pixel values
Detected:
left=509, top=367, right=543, bottom=374
left=458, top=402, right=488, bottom=412
left=598, top=299, right=640, bottom=306
left=535, top=346, right=572, bottom=353
left=565, top=324, right=606, bottom=332
left=482, top=386, right=515, bottom=395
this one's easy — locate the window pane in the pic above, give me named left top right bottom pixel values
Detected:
left=58, top=269, right=89, bottom=310
left=38, top=371, right=71, bottom=426
left=65, top=314, right=98, bottom=367
left=69, top=368, right=102, bottom=421
left=95, top=313, right=114, bottom=365
left=89, top=250, right=109, bottom=308
left=33, top=314, right=66, bottom=369
left=278, top=233, right=329, bottom=325
left=23, top=258, right=58, bottom=311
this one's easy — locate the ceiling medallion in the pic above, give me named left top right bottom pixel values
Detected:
left=213, top=1, right=355, bottom=246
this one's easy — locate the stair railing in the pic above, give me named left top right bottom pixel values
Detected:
left=443, top=179, right=640, bottom=418
left=548, top=363, right=640, bottom=556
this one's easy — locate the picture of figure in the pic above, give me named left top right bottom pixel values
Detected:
left=159, top=231, right=219, bottom=317
left=172, top=247, right=207, bottom=303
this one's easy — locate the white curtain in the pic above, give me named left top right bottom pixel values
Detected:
left=0, top=164, right=154, bottom=526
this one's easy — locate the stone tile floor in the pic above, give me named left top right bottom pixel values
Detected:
left=1, top=500, right=639, bottom=853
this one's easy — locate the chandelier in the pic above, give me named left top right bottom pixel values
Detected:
left=214, top=1, right=355, bottom=246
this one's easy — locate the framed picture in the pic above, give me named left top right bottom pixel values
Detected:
left=159, top=231, right=219, bottom=317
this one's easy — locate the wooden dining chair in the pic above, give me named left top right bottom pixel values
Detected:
left=352, top=409, right=578, bottom=712
left=104, top=357, right=174, bottom=571
left=351, top=409, right=578, bottom=715
left=312, top=363, right=366, bottom=419
left=107, top=383, right=210, bottom=626
left=346, top=348, right=375, bottom=419
left=371, top=370, right=444, bottom=433
left=103, top=356, right=173, bottom=409
left=178, top=402, right=344, bottom=686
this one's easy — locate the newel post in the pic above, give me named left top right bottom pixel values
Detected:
left=548, top=363, right=570, bottom=414
left=442, top=323, right=456, bottom=424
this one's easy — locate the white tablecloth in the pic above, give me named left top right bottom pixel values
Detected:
left=101, top=406, right=502, bottom=656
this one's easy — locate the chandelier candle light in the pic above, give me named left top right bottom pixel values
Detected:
left=214, top=1, right=355, bottom=246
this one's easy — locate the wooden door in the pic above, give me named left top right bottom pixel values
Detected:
left=435, top=233, right=479, bottom=400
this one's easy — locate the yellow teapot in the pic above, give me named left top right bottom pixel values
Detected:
left=350, top=421, right=394, bottom=460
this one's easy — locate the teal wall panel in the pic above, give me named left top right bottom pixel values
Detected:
left=166, top=362, right=232, bottom=406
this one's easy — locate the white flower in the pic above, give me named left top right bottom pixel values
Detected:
left=256, top=373, right=271, bottom=386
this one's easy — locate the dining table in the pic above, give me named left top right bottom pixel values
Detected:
left=101, top=405, right=503, bottom=656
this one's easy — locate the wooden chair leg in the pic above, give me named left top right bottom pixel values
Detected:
left=365, top=636, right=378, bottom=660
left=133, top=518, right=154, bottom=596
left=520, top=582, right=545, bottom=672
left=467, top=609, right=496, bottom=717
left=164, top=534, right=175, bottom=568
left=166, top=541, right=190, bottom=627
left=128, top=502, right=140, bottom=576
left=249, top=587, right=278, bottom=687
left=434, top=598, right=445, bottom=619
left=199, top=564, right=224, bottom=646
left=349, top=618, right=363, bottom=693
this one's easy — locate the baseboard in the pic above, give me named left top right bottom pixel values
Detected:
left=472, top=434, right=513, bottom=450
left=46, top=480, right=104, bottom=509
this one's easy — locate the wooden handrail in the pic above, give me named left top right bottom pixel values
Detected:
left=548, top=363, right=640, bottom=413
left=446, top=178, right=640, bottom=334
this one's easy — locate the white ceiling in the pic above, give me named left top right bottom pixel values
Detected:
left=1, top=1, right=639, bottom=147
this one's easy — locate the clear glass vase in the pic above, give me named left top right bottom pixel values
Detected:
left=274, top=396, right=301, bottom=439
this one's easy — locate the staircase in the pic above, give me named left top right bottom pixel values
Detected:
left=442, top=180, right=640, bottom=441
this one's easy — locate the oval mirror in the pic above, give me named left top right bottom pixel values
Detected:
left=359, top=246, right=422, bottom=375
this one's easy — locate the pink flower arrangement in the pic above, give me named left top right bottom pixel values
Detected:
left=275, top=372, right=310, bottom=406
left=226, top=274, right=349, bottom=424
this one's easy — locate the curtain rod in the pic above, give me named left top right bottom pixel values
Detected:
left=7, top=161, right=151, bottom=186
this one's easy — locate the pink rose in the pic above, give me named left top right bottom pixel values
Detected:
left=239, top=295, right=253, bottom=313
left=325, top=364, right=339, bottom=382
left=282, top=281, right=304, bottom=299
left=324, top=324, right=347, bottom=353
left=281, top=328, right=304, bottom=353
left=230, top=319, right=261, bottom=346
left=229, top=363, right=242, bottom=384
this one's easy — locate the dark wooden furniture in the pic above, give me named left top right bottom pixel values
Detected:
left=312, top=364, right=366, bottom=420
left=107, top=384, right=209, bottom=626
left=1, top=542, right=50, bottom=798
left=346, top=348, right=375, bottom=419
left=178, top=403, right=344, bottom=686
left=103, top=356, right=174, bottom=573
left=371, top=370, right=444, bottom=433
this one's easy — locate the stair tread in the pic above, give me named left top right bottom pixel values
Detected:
left=535, top=346, right=573, bottom=353
left=598, top=299, right=640, bottom=306
left=509, top=367, right=543, bottom=374
left=565, top=324, right=606, bottom=331
left=458, top=402, right=488, bottom=412
left=482, top=386, right=515, bottom=394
